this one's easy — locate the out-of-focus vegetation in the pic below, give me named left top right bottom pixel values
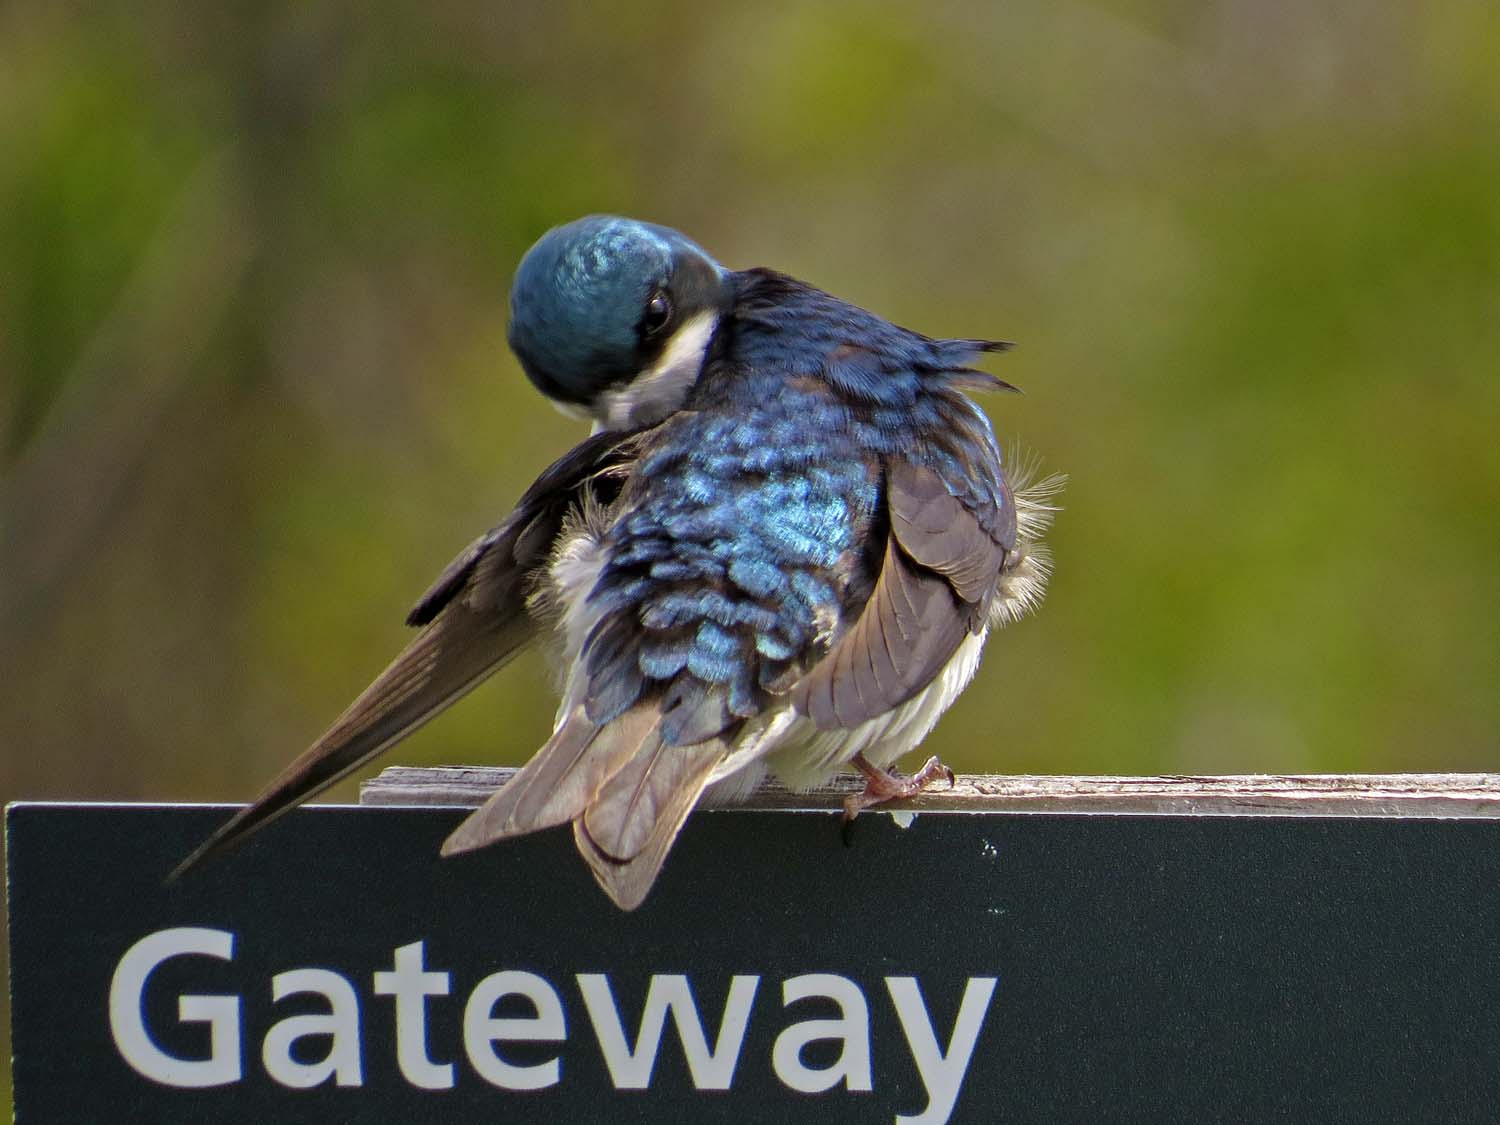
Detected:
left=3, top=0, right=1499, bottom=1096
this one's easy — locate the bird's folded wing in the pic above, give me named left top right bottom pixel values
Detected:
left=790, top=458, right=1008, bottom=730
left=406, top=427, right=642, bottom=625
left=170, top=426, right=645, bottom=880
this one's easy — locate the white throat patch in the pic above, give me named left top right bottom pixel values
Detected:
left=594, top=310, right=717, bottom=432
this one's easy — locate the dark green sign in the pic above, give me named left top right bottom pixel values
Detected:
left=8, top=803, right=1500, bottom=1121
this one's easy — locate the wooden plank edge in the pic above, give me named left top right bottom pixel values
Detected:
left=360, top=767, right=1500, bottom=818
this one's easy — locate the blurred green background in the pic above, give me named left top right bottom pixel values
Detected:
left=3, top=0, right=1499, bottom=1099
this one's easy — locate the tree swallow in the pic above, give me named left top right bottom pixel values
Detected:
left=175, top=215, right=1060, bottom=909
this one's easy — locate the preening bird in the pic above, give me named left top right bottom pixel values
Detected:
left=174, top=215, right=1060, bottom=909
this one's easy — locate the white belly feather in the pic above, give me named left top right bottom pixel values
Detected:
left=755, top=628, right=988, bottom=793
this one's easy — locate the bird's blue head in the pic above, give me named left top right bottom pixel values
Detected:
left=508, top=215, right=733, bottom=430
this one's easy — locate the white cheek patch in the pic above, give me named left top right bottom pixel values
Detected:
left=596, top=310, right=717, bottom=431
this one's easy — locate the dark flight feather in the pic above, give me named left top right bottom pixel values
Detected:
left=406, top=428, right=640, bottom=626
left=791, top=533, right=969, bottom=729
left=789, top=458, right=1009, bottom=730
left=168, top=610, right=529, bottom=882
left=886, top=460, right=1008, bottom=605
left=170, top=426, right=645, bottom=881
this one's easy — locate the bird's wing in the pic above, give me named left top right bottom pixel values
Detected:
left=405, top=428, right=643, bottom=626
left=790, top=458, right=1012, bottom=729
left=169, top=427, right=643, bottom=881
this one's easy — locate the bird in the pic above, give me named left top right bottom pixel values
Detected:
left=173, top=215, right=1060, bottom=909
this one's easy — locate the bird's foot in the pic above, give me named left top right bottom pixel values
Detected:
left=842, top=753, right=956, bottom=824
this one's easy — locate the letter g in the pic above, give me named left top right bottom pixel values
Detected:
left=109, top=927, right=241, bottom=1087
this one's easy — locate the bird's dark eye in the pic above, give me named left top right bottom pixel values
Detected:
left=642, top=289, right=672, bottom=335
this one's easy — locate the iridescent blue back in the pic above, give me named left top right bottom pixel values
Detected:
left=584, top=269, right=1015, bottom=745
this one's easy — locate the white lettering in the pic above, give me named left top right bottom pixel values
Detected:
left=886, top=976, right=997, bottom=1125
left=262, top=968, right=363, bottom=1088
left=577, top=973, right=759, bottom=1090
left=108, top=927, right=241, bottom=1088
left=372, top=941, right=453, bottom=1089
left=463, top=970, right=566, bottom=1090
left=772, top=974, right=873, bottom=1094
left=104, top=929, right=994, bottom=1112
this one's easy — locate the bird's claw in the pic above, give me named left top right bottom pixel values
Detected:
left=841, top=753, right=956, bottom=829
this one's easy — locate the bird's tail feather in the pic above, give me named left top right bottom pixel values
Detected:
left=440, top=703, right=659, bottom=854
left=580, top=737, right=726, bottom=861
left=574, top=739, right=727, bottom=910
left=444, top=702, right=731, bottom=911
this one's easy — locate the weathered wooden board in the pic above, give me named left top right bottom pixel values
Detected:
left=363, top=766, right=1500, bottom=817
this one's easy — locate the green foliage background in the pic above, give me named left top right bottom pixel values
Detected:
left=3, top=0, right=1499, bottom=1099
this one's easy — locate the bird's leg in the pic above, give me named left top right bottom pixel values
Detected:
left=842, top=752, right=956, bottom=823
